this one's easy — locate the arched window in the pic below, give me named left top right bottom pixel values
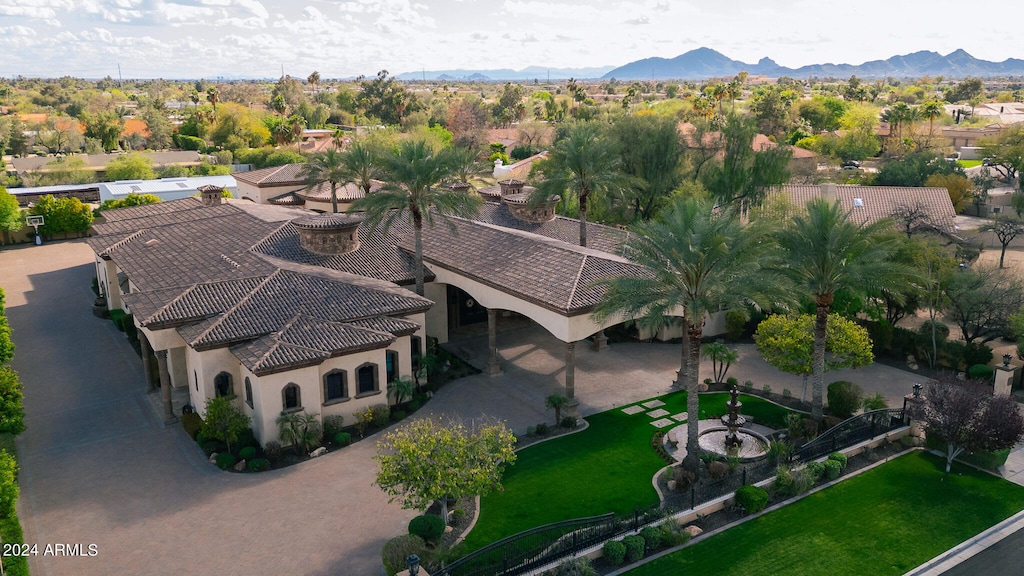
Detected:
left=386, top=351, right=399, bottom=384
left=214, top=372, right=233, bottom=398
left=244, top=377, right=253, bottom=408
left=282, top=383, right=301, bottom=411
left=356, top=363, right=378, bottom=396
left=323, top=370, right=348, bottom=404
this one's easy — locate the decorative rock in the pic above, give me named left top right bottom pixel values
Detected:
left=310, top=447, right=328, bottom=458
left=209, top=452, right=218, bottom=463
left=234, top=459, right=246, bottom=472
left=444, top=526, right=454, bottom=534
left=683, top=525, right=703, bottom=538
left=667, top=480, right=677, bottom=491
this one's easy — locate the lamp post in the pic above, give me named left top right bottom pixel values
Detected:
left=1004, top=353, right=1013, bottom=368
left=913, top=383, right=922, bottom=398
left=406, top=554, right=420, bottom=576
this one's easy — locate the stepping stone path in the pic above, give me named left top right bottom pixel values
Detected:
left=641, top=400, right=665, bottom=409
left=622, top=405, right=645, bottom=415
left=647, top=408, right=669, bottom=418
left=671, top=413, right=687, bottom=422
left=651, top=418, right=675, bottom=428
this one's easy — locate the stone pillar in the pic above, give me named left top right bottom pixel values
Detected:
left=904, top=393, right=926, bottom=446
left=486, top=309, right=502, bottom=376
left=591, top=329, right=609, bottom=352
left=565, top=341, right=579, bottom=418
left=156, top=350, right=177, bottom=424
left=994, top=364, right=1015, bottom=397
left=139, top=333, right=156, bottom=391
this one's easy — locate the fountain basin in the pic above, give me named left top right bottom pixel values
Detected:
left=697, top=426, right=770, bottom=462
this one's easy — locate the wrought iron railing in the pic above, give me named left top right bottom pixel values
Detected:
left=792, top=408, right=906, bottom=463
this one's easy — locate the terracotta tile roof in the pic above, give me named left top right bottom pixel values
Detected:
left=266, top=191, right=306, bottom=206
left=124, top=277, right=267, bottom=329
left=407, top=218, right=643, bottom=316
left=97, top=197, right=204, bottom=222
left=93, top=202, right=237, bottom=235
left=348, top=316, right=421, bottom=336
left=296, top=181, right=380, bottom=202
left=473, top=203, right=628, bottom=254
left=232, top=164, right=307, bottom=187
left=777, top=184, right=957, bottom=234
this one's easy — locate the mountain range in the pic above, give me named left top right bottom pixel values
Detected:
left=395, top=49, right=1024, bottom=81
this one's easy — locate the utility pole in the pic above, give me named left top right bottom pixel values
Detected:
left=117, top=63, right=123, bottom=88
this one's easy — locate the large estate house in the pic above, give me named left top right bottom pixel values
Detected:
left=86, top=176, right=958, bottom=447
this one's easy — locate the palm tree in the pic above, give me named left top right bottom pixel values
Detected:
left=307, top=70, right=320, bottom=93
left=920, top=100, right=943, bottom=146
left=349, top=139, right=483, bottom=295
left=206, top=86, right=219, bottom=122
left=529, top=121, right=622, bottom=248
left=299, top=149, right=347, bottom=213
left=592, top=197, right=777, bottom=472
left=387, top=376, right=416, bottom=407
left=338, top=141, right=383, bottom=197
left=545, top=393, right=569, bottom=426
left=774, top=198, right=903, bottom=421
left=448, top=146, right=485, bottom=191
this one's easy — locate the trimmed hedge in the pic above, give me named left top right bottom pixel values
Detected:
left=735, top=485, right=769, bottom=513
left=603, top=539, right=627, bottom=565
left=334, top=432, right=352, bottom=446
left=239, top=446, right=257, bottom=461
left=639, top=525, right=663, bottom=550
left=824, top=459, right=842, bottom=480
left=247, top=458, right=270, bottom=472
left=382, top=534, right=428, bottom=576
left=408, top=514, right=445, bottom=542
left=215, top=452, right=236, bottom=469
left=623, top=534, right=645, bottom=562
left=828, top=452, right=848, bottom=470
left=181, top=412, right=203, bottom=439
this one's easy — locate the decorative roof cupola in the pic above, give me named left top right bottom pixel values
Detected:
left=198, top=184, right=225, bottom=207
left=502, top=186, right=561, bottom=223
left=497, top=179, right=526, bottom=198
left=293, top=213, right=364, bottom=255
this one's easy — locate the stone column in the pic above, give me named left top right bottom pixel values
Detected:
left=486, top=308, right=502, bottom=376
left=156, top=350, right=177, bottom=424
left=565, top=341, right=579, bottom=418
left=591, top=329, right=609, bottom=351
left=994, top=364, right=1015, bottom=397
left=139, top=333, right=156, bottom=391
left=904, top=393, right=926, bottom=446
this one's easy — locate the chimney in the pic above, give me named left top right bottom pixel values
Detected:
left=502, top=188, right=561, bottom=223
left=497, top=179, right=526, bottom=198
left=198, top=184, right=225, bottom=207
left=293, top=213, right=364, bottom=255
left=821, top=183, right=838, bottom=203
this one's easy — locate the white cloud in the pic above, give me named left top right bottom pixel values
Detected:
left=0, top=25, right=39, bottom=37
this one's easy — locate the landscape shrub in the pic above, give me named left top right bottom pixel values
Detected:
left=918, top=320, right=950, bottom=342
left=639, top=526, right=662, bottom=550
left=381, top=534, right=428, bottom=576
left=672, top=467, right=695, bottom=491
left=657, top=522, right=692, bottom=546
left=109, top=309, right=128, bottom=332
left=602, top=540, right=627, bottom=565
left=827, top=381, right=864, bottom=419
left=560, top=416, right=578, bottom=429
left=782, top=388, right=792, bottom=398
left=0, top=451, right=18, bottom=518
left=823, top=459, right=842, bottom=480
left=762, top=384, right=771, bottom=395
left=962, top=342, right=993, bottom=367
left=551, top=557, right=597, bottom=576
left=802, top=418, right=819, bottom=440
left=699, top=452, right=720, bottom=467
left=370, top=404, right=391, bottom=428
left=806, top=461, right=826, bottom=482
left=822, top=415, right=843, bottom=430
left=215, top=452, right=236, bottom=470
left=767, top=440, right=793, bottom=463
left=968, top=364, right=994, bottom=381
left=263, top=441, right=283, bottom=462
left=238, top=446, right=257, bottom=461
left=450, top=508, right=466, bottom=525
left=333, top=432, right=352, bottom=447
left=622, top=534, right=645, bottom=562
left=408, top=514, right=446, bottom=542
left=526, top=425, right=536, bottom=436
left=236, top=427, right=257, bottom=449
left=890, top=327, right=918, bottom=355
left=408, top=400, right=421, bottom=412
left=181, top=412, right=203, bottom=439
left=391, top=410, right=407, bottom=422
left=354, top=407, right=374, bottom=437
left=774, top=465, right=813, bottom=496
left=960, top=448, right=1012, bottom=470
left=742, top=380, right=754, bottom=392
left=735, top=485, right=769, bottom=513
left=724, top=310, right=747, bottom=341
left=862, top=393, right=888, bottom=411
left=247, top=458, right=270, bottom=472
left=322, top=415, right=345, bottom=438
left=201, top=441, right=220, bottom=456
left=173, top=133, right=205, bottom=151
left=510, top=144, right=537, bottom=161
left=708, top=461, right=730, bottom=480
left=535, top=423, right=549, bottom=435
left=827, top=452, right=848, bottom=470
left=726, top=376, right=739, bottom=387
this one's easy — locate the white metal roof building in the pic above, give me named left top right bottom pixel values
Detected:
left=7, top=175, right=237, bottom=206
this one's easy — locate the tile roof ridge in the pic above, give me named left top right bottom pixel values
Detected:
left=188, top=271, right=279, bottom=347
left=280, top=312, right=394, bottom=351
left=256, top=253, right=433, bottom=305
left=457, top=216, right=632, bottom=263
left=566, top=255, right=587, bottom=310
left=103, top=229, right=147, bottom=255
left=143, top=284, right=195, bottom=325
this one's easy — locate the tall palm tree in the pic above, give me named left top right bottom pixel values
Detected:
left=206, top=86, right=219, bottom=122
left=349, top=139, right=483, bottom=295
left=592, top=197, right=777, bottom=472
left=448, top=146, right=485, bottom=191
left=529, top=121, right=622, bottom=248
left=338, top=141, right=383, bottom=197
left=299, top=149, right=347, bottom=213
left=920, top=100, right=944, bottom=143
left=775, top=198, right=903, bottom=421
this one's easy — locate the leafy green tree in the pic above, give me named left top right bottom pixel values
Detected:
left=919, top=374, right=1024, bottom=473
left=492, top=82, right=526, bottom=128
left=0, top=188, right=22, bottom=245
left=201, top=395, right=250, bottom=454
left=926, top=173, right=973, bottom=214
left=36, top=115, right=83, bottom=154
left=530, top=121, right=623, bottom=247
left=105, top=153, right=156, bottom=181
left=943, top=266, right=1024, bottom=344
left=980, top=216, right=1024, bottom=268
left=0, top=366, right=25, bottom=435
left=545, top=393, right=569, bottom=425
left=775, top=198, right=903, bottom=421
left=299, top=149, right=347, bottom=214
left=141, top=104, right=173, bottom=150
left=944, top=78, right=984, bottom=104
left=749, top=84, right=796, bottom=139
left=349, top=139, right=482, bottom=295
left=592, top=197, right=777, bottom=472
left=700, top=113, right=791, bottom=209
left=374, top=418, right=517, bottom=521
left=754, top=314, right=873, bottom=402
left=0, top=451, right=17, bottom=518
left=98, top=192, right=162, bottom=211
left=82, top=111, right=123, bottom=152
left=875, top=151, right=965, bottom=187
left=356, top=70, right=419, bottom=125
left=834, top=103, right=881, bottom=161
left=27, top=195, right=93, bottom=237
left=609, top=114, right=683, bottom=221
left=979, top=124, right=1024, bottom=187
left=208, top=102, right=271, bottom=151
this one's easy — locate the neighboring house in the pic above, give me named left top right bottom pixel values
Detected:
left=7, top=175, right=236, bottom=207
left=10, top=151, right=203, bottom=179
left=233, top=162, right=382, bottom=212
left=86, top=180, right=645, bottom=446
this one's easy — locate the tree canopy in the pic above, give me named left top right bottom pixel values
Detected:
left=105, top=153, right=156, bottom=181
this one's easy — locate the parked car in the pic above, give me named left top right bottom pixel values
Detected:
left=841, top=160, right=861, bottom=169
left=982, top=157, right=994, bottom=166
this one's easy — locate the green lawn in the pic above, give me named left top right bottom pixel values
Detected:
left=959, top=159, right=983, bottom=168
left=626, top=451, right=1024, bottom=576
left=462, top=391, right=795, bottom=551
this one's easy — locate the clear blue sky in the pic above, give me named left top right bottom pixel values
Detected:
left=1, top=0, right=1021, bottom=79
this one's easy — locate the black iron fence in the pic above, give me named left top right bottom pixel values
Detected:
left=792, top=408, right=906, bottom=463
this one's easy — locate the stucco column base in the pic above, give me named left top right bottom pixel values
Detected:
left=139, top=333, right=156, bottom=391
left=564, top=397, right=580, bottom=419
left=395, top=569, right=431, bottom=576
left=156, top=350, right=177, bottom=425
left=486, top=359, right=503, bottom=376
left=487, top=308, right=502, bottom=376
left=591, top=330, right=609, bottom=352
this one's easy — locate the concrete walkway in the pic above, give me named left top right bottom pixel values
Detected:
left=0, top=239, right=1012, bottom=576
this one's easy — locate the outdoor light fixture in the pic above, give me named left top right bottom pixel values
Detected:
left=406, top=554, right=420, bottom=576
left=1004, top=353, right=1013, bottom=368
left=913, top=384, right=922, bottom=398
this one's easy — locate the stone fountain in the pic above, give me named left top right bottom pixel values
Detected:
left=722, top=385, right=745, bottom=449
left=691, top=385, right=770, bottom=462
